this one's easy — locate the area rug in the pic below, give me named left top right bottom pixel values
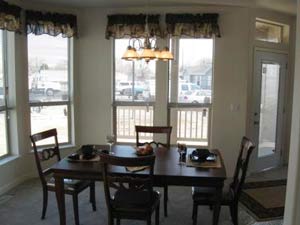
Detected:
left=240, top=179, right=286, bottom=221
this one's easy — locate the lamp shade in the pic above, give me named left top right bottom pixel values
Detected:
left=159, top=47, right=174, bottom=61
left=122, top=46, right=139, bottom=61
left=154, top=48, right=161, bottom=59
left=140, top=47, right=156, bottom=63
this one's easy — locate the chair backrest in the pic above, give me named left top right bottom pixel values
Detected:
left=30, top=128, right=61, bottom=185
left=135, top=126, right=172, bottom=148
left=101, top=153, right=156, bottom=212
left=230, top=136, right=255, bottom=200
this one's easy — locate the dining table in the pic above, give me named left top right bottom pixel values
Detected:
left=51, top=145, right=227, bottom=225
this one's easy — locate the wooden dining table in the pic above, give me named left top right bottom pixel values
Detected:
left=51, top=145, right=227, bottom=225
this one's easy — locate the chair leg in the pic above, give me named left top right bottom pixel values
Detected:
left=147, top=217, right=151, bottom=225
left=155, top=203, right=160, bottom=225
left=41, top=187, right=48, bottom=220
left=230, top=203, right=238, bottom=225
left=164, top=185, right=168, bottom=217
left=90, top=182, right=96, bottom=211
left=108, top=214, right=114, bottom=225
left=192, top=202, right=198, bottom=225
left=72, top=195, right=80, bottom=225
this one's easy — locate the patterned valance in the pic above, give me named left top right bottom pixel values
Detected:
left=0, top=0, right=22, bottom=32
left=105, top=14, right=162, bottom=39
left=166, top=13, right=221, bottom=38
left=25, top=10, right=77, bottom=38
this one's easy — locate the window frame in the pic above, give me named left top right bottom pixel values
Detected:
left=255, top=19, right=284, bottom=44
left=112, top=39, right=155, bottom=143
left=168, top=37, right=214, bottom=147
left=0, top=30, right=11, bottom=159
left=28, top=35, right=73, bottom=146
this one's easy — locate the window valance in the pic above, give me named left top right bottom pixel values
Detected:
left=25, top=10, right=77, bottom=38
left=0, top=0, right=22, bottom=32
left=165, top=13, right=221, bottom=38
left=105, top=14, right=162, bottom=39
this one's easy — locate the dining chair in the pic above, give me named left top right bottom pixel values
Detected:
left=30, top=128, right=96, bottom=225
left=135, top=125, right=172, bottom=217
left=100, top=153, right=160, bottom=225
left=191, top=136, right=255, bottom=225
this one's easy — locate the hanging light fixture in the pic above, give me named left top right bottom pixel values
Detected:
left=122, top=14, right=173, bottom=63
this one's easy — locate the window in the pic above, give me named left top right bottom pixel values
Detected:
left=0, top=30, right=9, bottom=157
left=114, top=39, right=156, bottom=142
left=255, top=19, right=283, bottom=44
left=28, top=34, right=71, bottom=145
left=169, top=39, right=214, bottom=146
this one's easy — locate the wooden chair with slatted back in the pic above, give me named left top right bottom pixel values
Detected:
left=135, top=126, right=172, bottom=148
left=30, top=128, right=96, bottom=225
left=101, top=153, right=160, bottom=225
left=192, top=136, right=255, bottom=225
left=135, top=125, right=172, bottom=217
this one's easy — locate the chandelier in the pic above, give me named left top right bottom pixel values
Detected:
left=122, top=16, right=173, bottom=63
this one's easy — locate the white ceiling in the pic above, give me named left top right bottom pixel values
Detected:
left=28, top=0, right=297, bottom=14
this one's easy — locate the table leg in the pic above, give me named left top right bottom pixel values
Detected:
left=213, top=186, right=223, bottom=225
left=54, top=176, right=66, bottom=225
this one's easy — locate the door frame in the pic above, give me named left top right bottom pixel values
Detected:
left=250, top=48, right=289, bottom=172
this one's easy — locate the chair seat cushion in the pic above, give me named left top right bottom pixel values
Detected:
left=46, top=176, right=90, bottom=192
left=112, top=189, right=160, bottom=212
left=192, top=179, right=234, bottom=204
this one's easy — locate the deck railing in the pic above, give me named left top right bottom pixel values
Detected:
left=115, top=104, right=210, bottom=145
left=116, top=105, right=153, bottom=142
left=169, top=104, right=210, bottom=146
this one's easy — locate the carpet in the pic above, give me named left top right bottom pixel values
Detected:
left=0, top=178, right=283, bottom=225
left=240, top=179, right=286, bottom=221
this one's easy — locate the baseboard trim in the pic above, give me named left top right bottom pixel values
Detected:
left=0, top=173, right=36, bottom=195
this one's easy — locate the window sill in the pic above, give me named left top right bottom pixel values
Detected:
left=0, top=155, right=20, bottom=166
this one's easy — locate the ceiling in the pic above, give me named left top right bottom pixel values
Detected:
left=28, top=0, right=297, bottom=14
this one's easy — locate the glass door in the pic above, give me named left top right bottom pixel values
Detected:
left=253, top=51, right=287, bottom=171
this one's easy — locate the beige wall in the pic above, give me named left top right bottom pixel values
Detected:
left=0, top=2, right=296, bottom=193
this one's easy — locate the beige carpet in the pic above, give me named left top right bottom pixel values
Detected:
left=0, top=178, right=284, bottom=225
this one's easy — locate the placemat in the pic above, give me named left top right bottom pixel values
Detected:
left=125, top=166, right=149, bottom=172
left=185, top=155, right=221, bottom=168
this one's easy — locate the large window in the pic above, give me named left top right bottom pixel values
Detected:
left=114, top=39, right=156, bottom=142
left=0, top=30, right=9, bottom=157
left=28, top=34, right=71, bottom=145
left=169, top=38, right=214, bottom=146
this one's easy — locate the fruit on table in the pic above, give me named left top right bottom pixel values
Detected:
left=137, top=144, right=153, bottom=155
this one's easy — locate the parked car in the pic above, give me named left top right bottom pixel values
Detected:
left=180, top=90, right=211, bottom=103
left=116, top=81, right=133, bottom=95
left=29, top=71, right=68, bottom=97
left=178, top=82, right=201, bottom=95
left=123, top=86, right=145, bottom=100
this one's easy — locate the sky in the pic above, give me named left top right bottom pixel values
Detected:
left=179, top=39, right=213, bottom=67
left=27, top=34, right=68, bottom=68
